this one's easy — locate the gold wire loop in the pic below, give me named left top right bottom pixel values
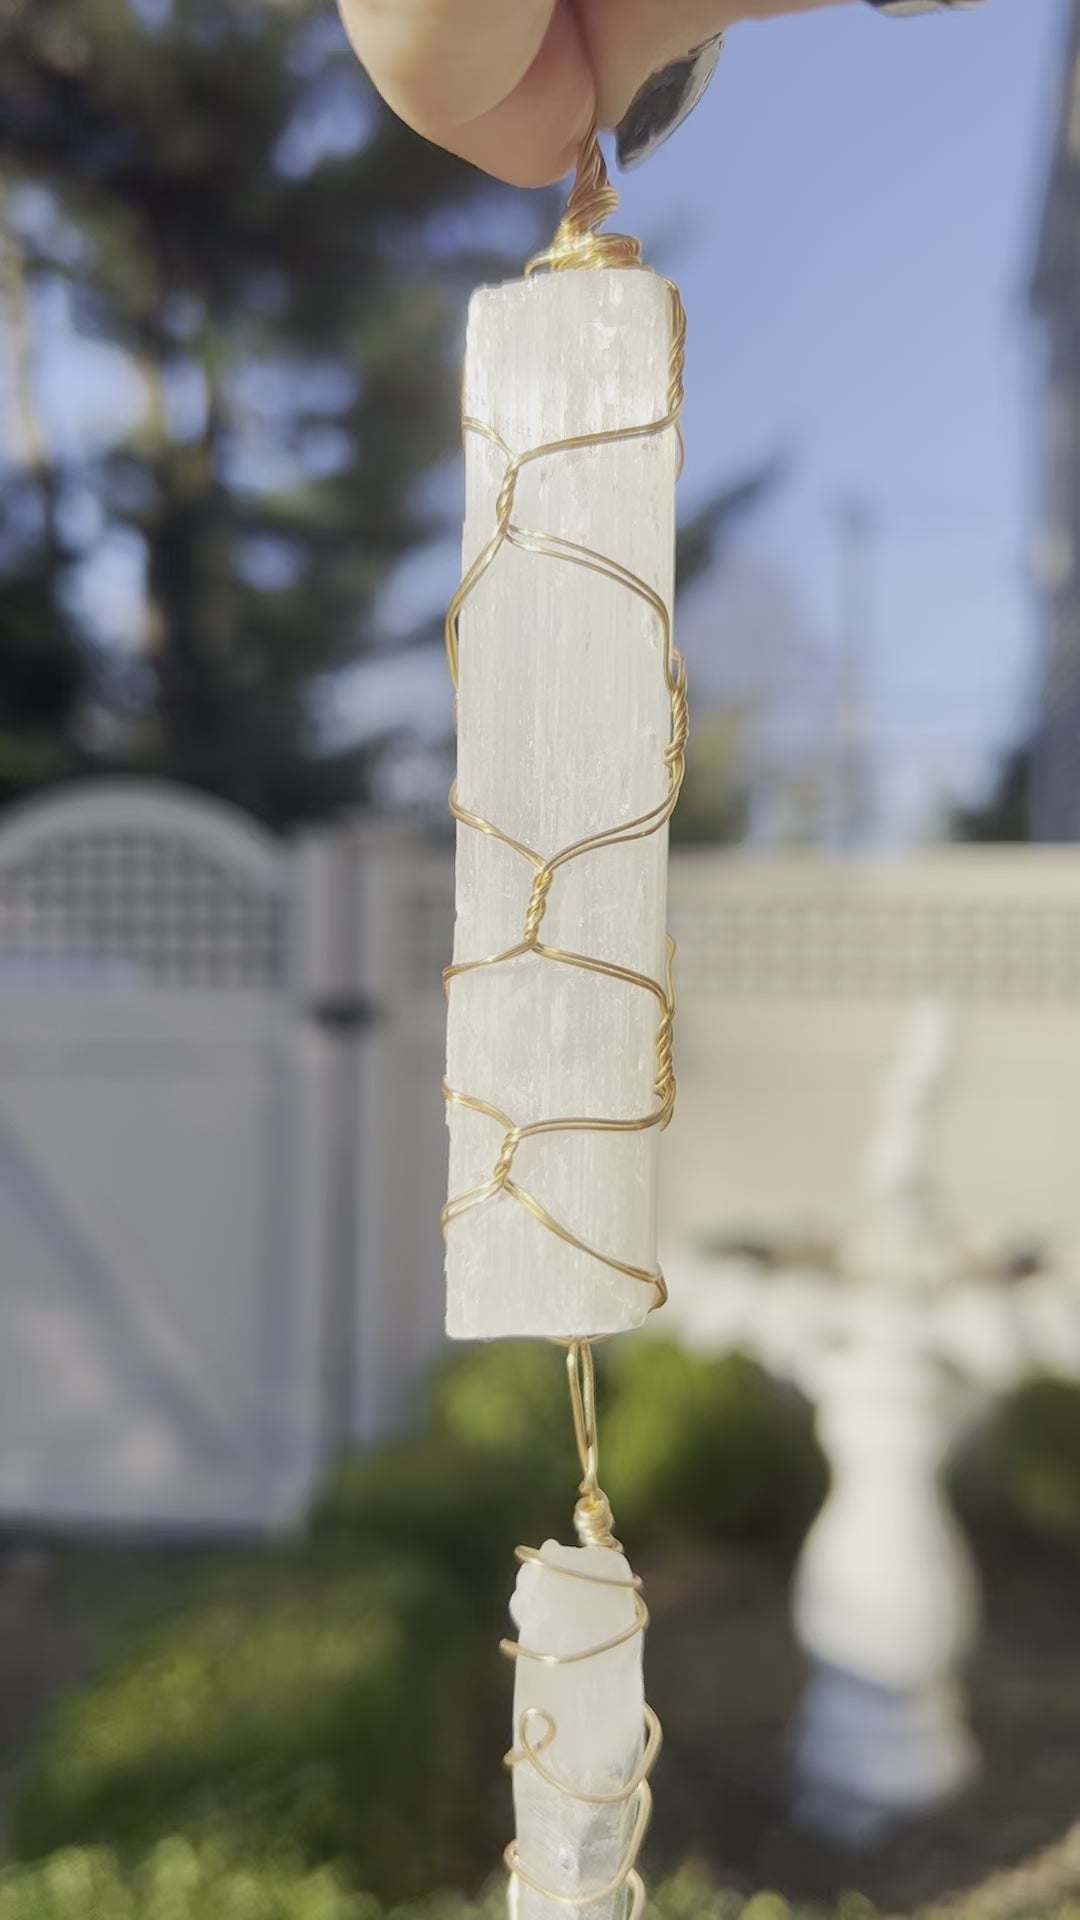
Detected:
left=567, top=1340, right=600, bottom=1486
left=507, top=1703, right=663, bottom=1808
left=526, top=127, right=643, bottom=276
left=565, top=1340, right=621, bottom=1550
left=441, top=132, right=687, bottom=1318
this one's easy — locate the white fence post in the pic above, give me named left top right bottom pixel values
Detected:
left=350, top=820, right=448, bottom=1443
left=289, top=824, right=365, bottom=1458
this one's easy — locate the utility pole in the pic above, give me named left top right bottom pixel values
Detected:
left=834, top=498, right=875, bottom=848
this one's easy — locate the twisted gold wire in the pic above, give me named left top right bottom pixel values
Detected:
left=566, top=1339, right=620, bottom=1551
left=441, top=130, right=687, bottom=1317
left=526, top=126, right=643, bottom=276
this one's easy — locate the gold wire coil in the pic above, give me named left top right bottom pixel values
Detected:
left=500, top=1543, right=662, bottom=1920
left=441, top=127, right=688, bottom=1317
left=565, top=1338, right=619, bottom=1551
left=526, top=124, right=643, bottom=277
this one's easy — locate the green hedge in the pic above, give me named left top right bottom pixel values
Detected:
left=15, top=1556, right=480, bottom=1903
left=965, top=1377, right=1080, bottom=1543
left=315, top=1338, right=826, bottom=1565
left=1, top=1854, right=1078, bottom=1920
left=310, top=1341, right=576, bottom=1598
left=601, top=1341, right=825, bottom=1544
left=15, top=1340, right=1080, bottom=1919
left=0, top=1843, right=374, bottom=1920
left=16, top=1339, right=826, bottom=1905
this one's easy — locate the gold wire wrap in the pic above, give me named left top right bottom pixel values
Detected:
left=441, top=129, right=688, bottom=1316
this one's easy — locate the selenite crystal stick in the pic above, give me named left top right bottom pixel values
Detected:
left=507, top=1541, right=647, bottom=1920
left=444, top=265, right=679, bottom=1340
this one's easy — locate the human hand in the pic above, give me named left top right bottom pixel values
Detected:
left=336, top=0, right=855, bottom=188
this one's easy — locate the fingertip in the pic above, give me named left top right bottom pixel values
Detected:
left=451, top=1, right=595, bottom=187
left=492, top=118, right=594, bottom=190
left=347, top=0, right=595, bottom=190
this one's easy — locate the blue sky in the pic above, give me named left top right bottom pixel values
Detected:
left=362, top=0, right=1065, bottom=840
left=10, top=0, right=1064, bottom=841
left=615, top=0, right=1065, bottom=839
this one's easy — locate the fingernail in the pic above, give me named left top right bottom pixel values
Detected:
left=870, top=2, right=983, bottom=12
left=615, top=34, right=724, bottom=171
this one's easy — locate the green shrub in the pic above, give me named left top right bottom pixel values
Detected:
left=961, top=1376, right=1080, bottom=1543
left=18, top=1332, right=1080, bottom=1920
left=4, top=1854, right=1080, bottom=1920
left=426, top=1341, right=574, bottom=1472
left=1003, top=1375, right=1080, bottom=1541
left=645, top=1868, right=755, bottom=1920
left=14, top=1557, right=478, bottom=1905
left=309, top=1434, right=565, bottom=1602
left=312, top=1343, right=584, bottom=1598
left=0, top=1842, right=375, bottom=1920
left=395, top=1873, right=757, bottom=1920
left=12, top=1335, right=828, bottom=1903
left=392, top=1870, right=1080, bottom=1920
left=315, top=1337, right=827, bottom=1580
left=601, top=1340, right=826, bottom=1544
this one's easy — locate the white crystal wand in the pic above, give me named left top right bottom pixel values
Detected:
left=442, top=137, right=686, bottom=1340
left=502, top=1343, right=662, bottom=1920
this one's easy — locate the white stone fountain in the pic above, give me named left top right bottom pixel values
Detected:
left=663, top=1000, right=1080, bottom=1844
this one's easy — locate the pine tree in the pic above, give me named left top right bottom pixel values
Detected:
left=0, top=0, right=551, bottom=823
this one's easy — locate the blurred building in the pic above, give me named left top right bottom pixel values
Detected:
left=1031, top=0, right=1080, bottom=840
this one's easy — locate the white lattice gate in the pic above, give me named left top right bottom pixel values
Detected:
left=0, top=781, right=343, bottom=1532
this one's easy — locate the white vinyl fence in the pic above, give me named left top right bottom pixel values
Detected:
left=1, top=785, right=1078, bottom=1536
left=662, top=850, right=1080, bottom=1270
left=382, top=845, right=1080, bottom=1414
left=0, top=783, right=349, bottom=1531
